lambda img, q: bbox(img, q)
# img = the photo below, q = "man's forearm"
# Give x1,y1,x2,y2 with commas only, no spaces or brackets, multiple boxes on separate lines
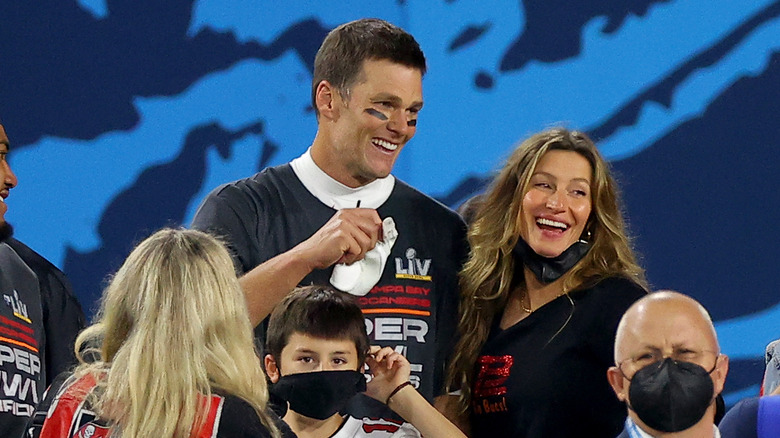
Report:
239,246,314,326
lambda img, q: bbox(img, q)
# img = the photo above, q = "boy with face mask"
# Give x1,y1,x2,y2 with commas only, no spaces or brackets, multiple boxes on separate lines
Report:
607,291,730,438
263,286,466,438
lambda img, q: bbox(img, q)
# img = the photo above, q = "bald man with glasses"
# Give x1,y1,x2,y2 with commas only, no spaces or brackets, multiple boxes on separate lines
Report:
607,291,729,438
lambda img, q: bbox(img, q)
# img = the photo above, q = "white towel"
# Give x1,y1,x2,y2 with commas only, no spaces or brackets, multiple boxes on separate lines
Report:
330,217,398,296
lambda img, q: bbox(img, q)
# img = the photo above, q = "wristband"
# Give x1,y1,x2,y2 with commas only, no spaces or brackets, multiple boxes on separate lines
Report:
386,381,413,405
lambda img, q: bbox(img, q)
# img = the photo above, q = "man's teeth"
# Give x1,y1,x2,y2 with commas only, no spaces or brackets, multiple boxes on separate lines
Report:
537,218,567,230
373,138,398,151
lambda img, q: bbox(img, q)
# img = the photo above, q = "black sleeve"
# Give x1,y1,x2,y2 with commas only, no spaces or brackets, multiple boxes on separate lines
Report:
589,277,648,367
191,186,260,275
216,396,297,438
434,218,469,396
6,239,87,385
40,267,86,384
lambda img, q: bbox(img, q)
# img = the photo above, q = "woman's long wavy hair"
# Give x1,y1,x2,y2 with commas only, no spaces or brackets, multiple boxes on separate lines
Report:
445,128,647,411
72,228,280,438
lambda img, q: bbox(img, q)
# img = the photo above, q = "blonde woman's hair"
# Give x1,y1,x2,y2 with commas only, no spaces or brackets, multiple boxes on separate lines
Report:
73,228,280,438
445,128,647,411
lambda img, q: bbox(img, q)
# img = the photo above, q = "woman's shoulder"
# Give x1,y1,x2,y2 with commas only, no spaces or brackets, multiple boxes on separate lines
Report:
573,275,647,321
217,394,296,438
573,276,648,352
586,276,648,301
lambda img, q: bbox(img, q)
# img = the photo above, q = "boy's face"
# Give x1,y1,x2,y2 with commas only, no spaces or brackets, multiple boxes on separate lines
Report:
265,332,359,383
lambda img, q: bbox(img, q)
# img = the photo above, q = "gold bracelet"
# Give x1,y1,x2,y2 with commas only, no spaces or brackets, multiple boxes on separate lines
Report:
386,381,413,405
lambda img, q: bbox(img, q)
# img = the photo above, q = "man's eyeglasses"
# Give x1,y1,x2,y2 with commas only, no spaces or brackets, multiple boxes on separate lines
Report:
617,348,720,380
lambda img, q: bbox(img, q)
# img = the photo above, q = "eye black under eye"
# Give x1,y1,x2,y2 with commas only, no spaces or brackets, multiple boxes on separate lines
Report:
365,108,389,121
407,120,417,127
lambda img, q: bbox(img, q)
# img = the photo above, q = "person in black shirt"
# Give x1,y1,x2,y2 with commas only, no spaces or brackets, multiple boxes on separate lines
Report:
192,19,467,406
0,121,85,438
442,128,648,437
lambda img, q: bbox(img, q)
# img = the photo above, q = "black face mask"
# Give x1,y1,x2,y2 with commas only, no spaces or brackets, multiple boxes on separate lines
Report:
270,370,366,420
512,237,590,284
628,358,716,433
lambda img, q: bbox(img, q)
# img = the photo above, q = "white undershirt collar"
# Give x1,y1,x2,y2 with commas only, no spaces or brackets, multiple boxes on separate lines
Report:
290,148,395,210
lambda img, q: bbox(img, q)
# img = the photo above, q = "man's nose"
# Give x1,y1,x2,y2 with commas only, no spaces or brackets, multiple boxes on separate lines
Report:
387,110,411,137
2,162,17,189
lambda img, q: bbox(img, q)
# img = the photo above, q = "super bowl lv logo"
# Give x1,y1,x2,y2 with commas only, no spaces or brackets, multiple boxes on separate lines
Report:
395,248,431,281
3,290,30,323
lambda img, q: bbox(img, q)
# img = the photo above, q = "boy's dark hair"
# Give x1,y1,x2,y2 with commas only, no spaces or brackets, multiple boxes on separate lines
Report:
266,285,370,367
311,18,427,116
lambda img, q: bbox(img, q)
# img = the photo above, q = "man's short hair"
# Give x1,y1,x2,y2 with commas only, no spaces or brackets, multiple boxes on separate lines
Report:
311,18,427,114
266,285,370,366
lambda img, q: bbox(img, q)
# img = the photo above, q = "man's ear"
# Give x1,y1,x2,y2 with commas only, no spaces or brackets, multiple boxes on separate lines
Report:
713,354,730,395
607,366,628,402
315,80,339,120
264,354,280,383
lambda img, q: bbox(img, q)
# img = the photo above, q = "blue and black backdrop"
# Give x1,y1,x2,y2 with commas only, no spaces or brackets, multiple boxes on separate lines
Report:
1,0,778,406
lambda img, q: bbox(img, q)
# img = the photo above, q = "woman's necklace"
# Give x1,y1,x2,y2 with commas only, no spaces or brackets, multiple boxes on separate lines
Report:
520,287,569,314
519,295,534,314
